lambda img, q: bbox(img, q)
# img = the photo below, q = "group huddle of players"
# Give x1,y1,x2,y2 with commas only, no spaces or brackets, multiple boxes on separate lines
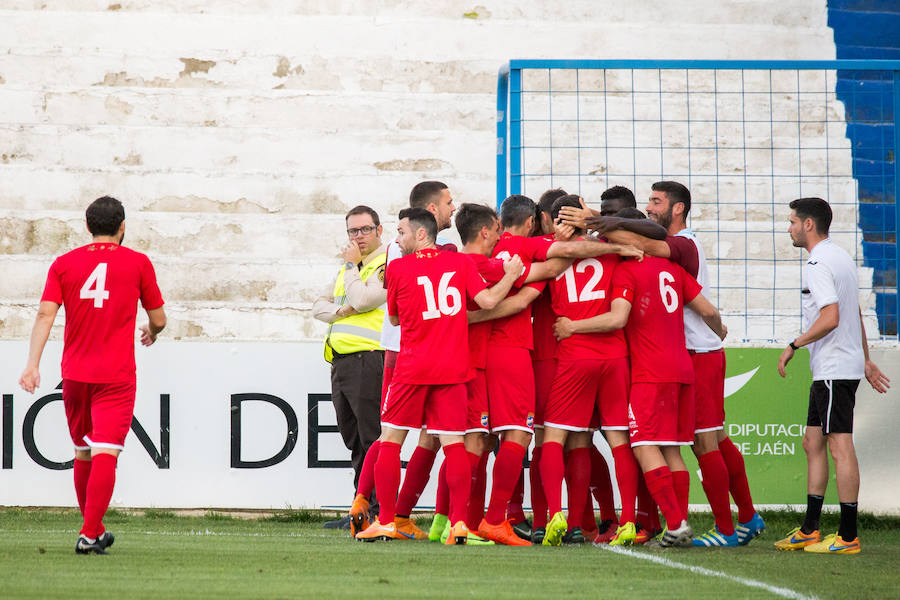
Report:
347,182,766,548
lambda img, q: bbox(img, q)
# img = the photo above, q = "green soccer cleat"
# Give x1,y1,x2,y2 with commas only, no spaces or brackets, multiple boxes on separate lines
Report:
440,518,451,544
429,513,449,542
531,527,546,545
542,511,568,547
608,521,637,546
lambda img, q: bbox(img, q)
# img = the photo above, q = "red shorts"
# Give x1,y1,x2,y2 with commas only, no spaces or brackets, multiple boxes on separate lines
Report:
486,347,535,433
381,350,398,406
628,382,694,447
381,381,467,435
63,379,136,451
690,350,726,433
466,369,490,434
532,358,557,428
544,357,629,432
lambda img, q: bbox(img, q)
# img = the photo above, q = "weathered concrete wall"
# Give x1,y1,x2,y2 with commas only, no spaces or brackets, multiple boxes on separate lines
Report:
0,1,839,341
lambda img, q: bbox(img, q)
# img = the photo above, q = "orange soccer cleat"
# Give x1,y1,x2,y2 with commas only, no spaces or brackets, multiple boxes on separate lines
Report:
477,518,532,546
355,519,405,542
394,516,428,540
349,494,370,537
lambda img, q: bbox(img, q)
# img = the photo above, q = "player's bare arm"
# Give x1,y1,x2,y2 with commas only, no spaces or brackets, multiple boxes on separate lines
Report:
18,300,61,393
859,307,890,393
778,302,840,377
139,306,167,347
584,216,668,241
524,257,572,282
468,285,540,324
473,255,524,310
553,297,632,340
546,239,643,261
686,293,727,341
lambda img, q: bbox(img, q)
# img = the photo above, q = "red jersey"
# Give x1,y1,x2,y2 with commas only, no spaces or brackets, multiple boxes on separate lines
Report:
489,232,553,349
41,243,164,383
611,256,701,384
531,288,557,360
465,253,509,370
549,249,627,361
387,248,487,384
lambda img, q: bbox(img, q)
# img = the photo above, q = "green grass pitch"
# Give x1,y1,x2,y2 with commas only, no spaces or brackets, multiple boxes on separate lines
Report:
0,508,897,599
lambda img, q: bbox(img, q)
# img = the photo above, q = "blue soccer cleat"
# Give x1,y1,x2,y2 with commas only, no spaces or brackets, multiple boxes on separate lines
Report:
736,512,766,546
692,526,739,547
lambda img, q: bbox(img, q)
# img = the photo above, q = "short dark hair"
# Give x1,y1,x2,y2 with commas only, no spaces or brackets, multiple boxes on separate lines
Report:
652,181,691,216
455,203,497,244
86,196,125,236
537,188,568,215
789,197,832,235
345,205,380,226
615,207,647,220
549,194,584,221
409,181,448,210
399,207,437,243
499,194,536,228
600,185,636,207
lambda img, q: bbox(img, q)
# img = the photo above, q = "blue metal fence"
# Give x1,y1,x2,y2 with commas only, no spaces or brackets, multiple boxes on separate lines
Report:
496,59,900,342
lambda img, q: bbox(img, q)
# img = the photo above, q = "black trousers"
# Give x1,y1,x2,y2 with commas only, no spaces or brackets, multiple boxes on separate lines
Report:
330,349,383,489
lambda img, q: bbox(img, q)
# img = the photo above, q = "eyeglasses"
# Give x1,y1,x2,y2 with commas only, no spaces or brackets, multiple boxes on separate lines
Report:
347,226,377,237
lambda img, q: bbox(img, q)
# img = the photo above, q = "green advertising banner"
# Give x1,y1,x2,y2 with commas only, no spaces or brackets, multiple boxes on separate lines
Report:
683,347,840,506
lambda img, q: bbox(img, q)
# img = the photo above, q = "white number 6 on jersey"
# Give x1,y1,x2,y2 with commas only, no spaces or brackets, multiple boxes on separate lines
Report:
659,271,678,313
80,263,110,308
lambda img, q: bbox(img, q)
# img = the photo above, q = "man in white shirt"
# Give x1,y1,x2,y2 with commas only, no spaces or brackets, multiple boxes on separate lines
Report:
776,197,890,555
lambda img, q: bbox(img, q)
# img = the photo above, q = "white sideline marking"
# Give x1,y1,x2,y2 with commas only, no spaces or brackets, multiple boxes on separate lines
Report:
599,545,818,600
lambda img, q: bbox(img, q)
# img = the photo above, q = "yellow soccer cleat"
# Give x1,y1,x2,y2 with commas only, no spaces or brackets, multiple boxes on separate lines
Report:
803,533,860,555
774,526,820,551
349,494,370,537
608,521,637,546
394,516,428,540
542,511,568,547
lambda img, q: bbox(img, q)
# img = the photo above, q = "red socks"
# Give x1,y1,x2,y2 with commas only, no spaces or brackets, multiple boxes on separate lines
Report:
697,450,735,535
442,443,471,524
73,458,91,515
671,470,690,524
356,440,380,498
485,441,527,524
590,445,617,523
719,437,757,523
467,452,489,530
375,442,402,523
506,468,527,523
80,453,116,538
435,460,450,516
563,447,590,529
530,445,549,528
394,445,437,517
637,474,661,532
610,444,639,524
538,441,565,517
643,466,683,527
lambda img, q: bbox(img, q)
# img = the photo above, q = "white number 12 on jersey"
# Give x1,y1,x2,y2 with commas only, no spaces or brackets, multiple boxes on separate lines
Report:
80,263,110,308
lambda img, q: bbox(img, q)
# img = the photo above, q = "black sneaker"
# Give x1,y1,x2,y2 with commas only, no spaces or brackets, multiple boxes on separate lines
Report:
511,519,533,541
531,527,546,545
98,531,115,550
322,514,352,530
75,535,107,555
562,527,586,545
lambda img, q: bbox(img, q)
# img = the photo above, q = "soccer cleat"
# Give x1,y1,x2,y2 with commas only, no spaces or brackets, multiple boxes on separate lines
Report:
803,533,860,555
593,519,617,544
428,513,449,542
581,525,599,544
439,519,451,544
75,535,107,555
692,526,739,547
659,520,693,548
531,527,546,545
464,531,495,546
97,531,115,550
736,512,766,546
355,519,404,542
511,519,533,541
562,527,585,545
444,521,469,546
608,521,637,546
349,494,370,537
394,516,427,540
634,525,663,545
477,518,531,546
542,511,568,547
774,527,820,551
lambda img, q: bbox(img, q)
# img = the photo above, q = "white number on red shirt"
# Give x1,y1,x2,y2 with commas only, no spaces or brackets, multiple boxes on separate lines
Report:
417,272,462,320
556,258,605,303
80,263,110,308
659,271,678,313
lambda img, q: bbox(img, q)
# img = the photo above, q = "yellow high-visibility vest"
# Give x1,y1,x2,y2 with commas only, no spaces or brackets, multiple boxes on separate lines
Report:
324,251,386,363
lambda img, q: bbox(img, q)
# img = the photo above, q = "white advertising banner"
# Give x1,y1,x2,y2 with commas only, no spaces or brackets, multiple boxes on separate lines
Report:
0,340,376,509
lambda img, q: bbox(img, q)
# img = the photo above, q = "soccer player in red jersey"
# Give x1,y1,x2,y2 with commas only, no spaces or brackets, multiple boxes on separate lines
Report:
356,208,522,544
19,196,166,555
554,209,726,547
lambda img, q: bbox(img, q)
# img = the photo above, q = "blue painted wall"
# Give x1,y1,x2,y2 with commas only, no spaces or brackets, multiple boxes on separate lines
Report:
828,0,899,335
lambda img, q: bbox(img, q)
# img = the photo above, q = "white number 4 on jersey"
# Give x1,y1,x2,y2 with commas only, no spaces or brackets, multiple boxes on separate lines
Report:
80,263,110,308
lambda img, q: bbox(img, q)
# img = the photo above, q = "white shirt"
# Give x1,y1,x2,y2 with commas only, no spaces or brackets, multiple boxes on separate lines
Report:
677,228,723,352
801,238,865,381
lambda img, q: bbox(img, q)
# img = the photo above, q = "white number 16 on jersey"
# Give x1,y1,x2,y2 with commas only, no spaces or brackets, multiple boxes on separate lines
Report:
417,272,461,320
80,263,110,308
